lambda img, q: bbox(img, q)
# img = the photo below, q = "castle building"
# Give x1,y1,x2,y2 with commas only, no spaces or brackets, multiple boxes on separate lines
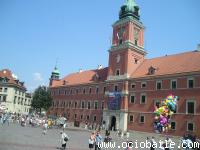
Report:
0,69,32,114
49,0,200,137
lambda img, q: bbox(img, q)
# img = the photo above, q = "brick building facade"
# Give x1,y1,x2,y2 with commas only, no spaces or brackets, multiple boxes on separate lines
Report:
49,0,200,137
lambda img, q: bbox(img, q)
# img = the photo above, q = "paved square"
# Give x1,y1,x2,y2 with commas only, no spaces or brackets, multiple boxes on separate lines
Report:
0,123,183,150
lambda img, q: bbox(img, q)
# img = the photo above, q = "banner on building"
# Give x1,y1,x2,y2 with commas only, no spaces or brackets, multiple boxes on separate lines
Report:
108,92,121,110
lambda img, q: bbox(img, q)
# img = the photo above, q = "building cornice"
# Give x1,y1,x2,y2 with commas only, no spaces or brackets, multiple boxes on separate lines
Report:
112,17,144,29
106,74,130,81
129,71,200,82
109,41,147,55
0,83,26,91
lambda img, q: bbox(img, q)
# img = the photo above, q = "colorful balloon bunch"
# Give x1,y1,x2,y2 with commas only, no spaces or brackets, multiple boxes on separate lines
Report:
154,94,179,133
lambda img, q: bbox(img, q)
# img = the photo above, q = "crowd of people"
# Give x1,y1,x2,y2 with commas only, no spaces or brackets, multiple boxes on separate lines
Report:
1,112,200,150
88,131,103,150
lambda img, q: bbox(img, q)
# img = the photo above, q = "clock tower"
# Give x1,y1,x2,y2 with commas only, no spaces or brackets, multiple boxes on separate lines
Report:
104,0,147,132
107,0,147,81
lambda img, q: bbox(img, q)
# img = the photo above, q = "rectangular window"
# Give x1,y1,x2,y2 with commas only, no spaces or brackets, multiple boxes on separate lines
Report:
74,102,78,108
156,81,162,90
140,95,146,104
187,122,194,132
93,116,97,122
129,115,134,122
94,101,98,110
171,80,177,89
3,96,7,102
188,78,194,88
81,101,85,109
154,100,160,108
4,88,8,93
18,97,20,104
171,121,176,130
80,115,83,120
141,82,146,88
89,88,92,94
87,115,90,120
131,84,136,89
66,102,68,108
83,89,86,94
87,101,91,109
96,87,99,94
74,114,77,119
186,101,195,114
140,115,145,123
14,96,17,104
101,101,104,110
114,85,118,92
130,95,135,103
103,87,106,94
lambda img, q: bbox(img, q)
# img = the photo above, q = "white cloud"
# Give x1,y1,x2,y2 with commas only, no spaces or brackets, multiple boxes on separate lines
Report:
33,72,43,81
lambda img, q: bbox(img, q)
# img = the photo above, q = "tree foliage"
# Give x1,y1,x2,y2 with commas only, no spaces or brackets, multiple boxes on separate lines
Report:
31,86,52,113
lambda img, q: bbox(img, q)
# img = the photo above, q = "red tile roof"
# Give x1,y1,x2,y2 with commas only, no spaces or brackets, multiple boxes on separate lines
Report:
0,69,26,89
51,67,108,87
131,51,200,78
51,51,200,87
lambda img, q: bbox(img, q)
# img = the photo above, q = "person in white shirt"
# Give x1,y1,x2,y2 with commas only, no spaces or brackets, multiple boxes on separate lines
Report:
60,131,69,150
43,122,48,135
63,122,67,131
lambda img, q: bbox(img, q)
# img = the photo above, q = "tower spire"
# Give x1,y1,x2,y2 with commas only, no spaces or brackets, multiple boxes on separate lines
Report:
125,0,137,9
119,0,140,20
55,58,58,69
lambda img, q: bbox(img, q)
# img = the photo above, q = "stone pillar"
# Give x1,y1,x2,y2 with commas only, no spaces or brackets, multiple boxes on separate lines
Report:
103,111,110,130
119,112,128,132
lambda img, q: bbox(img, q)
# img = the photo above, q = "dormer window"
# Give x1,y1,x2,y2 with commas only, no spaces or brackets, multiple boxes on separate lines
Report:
148,66,156,75
63,80,66,85
94,73,100,81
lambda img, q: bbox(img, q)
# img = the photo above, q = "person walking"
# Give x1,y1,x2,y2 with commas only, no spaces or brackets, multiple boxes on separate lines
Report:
63,121,67,131
150,137,156,150
89,132,95,150
60,131,69,150
95,131,102,150
43,121,48,135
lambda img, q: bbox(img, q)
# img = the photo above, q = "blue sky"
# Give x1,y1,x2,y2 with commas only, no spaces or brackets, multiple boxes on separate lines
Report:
0,0,199,92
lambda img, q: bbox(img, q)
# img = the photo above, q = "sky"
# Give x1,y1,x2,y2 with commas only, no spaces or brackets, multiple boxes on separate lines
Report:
0,0,200,92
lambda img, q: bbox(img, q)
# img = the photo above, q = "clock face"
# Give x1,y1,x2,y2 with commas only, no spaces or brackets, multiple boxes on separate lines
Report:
116,54,121,63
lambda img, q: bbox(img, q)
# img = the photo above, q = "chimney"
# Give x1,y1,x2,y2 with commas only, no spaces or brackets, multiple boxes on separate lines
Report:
197,44,200,51
98,65,103,70
79,69,83,73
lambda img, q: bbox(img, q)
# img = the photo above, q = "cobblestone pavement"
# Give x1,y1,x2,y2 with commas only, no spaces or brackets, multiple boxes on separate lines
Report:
0,123,182,150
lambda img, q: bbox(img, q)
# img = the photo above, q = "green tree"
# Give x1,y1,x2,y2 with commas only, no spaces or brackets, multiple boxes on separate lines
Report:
32,86,52,113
